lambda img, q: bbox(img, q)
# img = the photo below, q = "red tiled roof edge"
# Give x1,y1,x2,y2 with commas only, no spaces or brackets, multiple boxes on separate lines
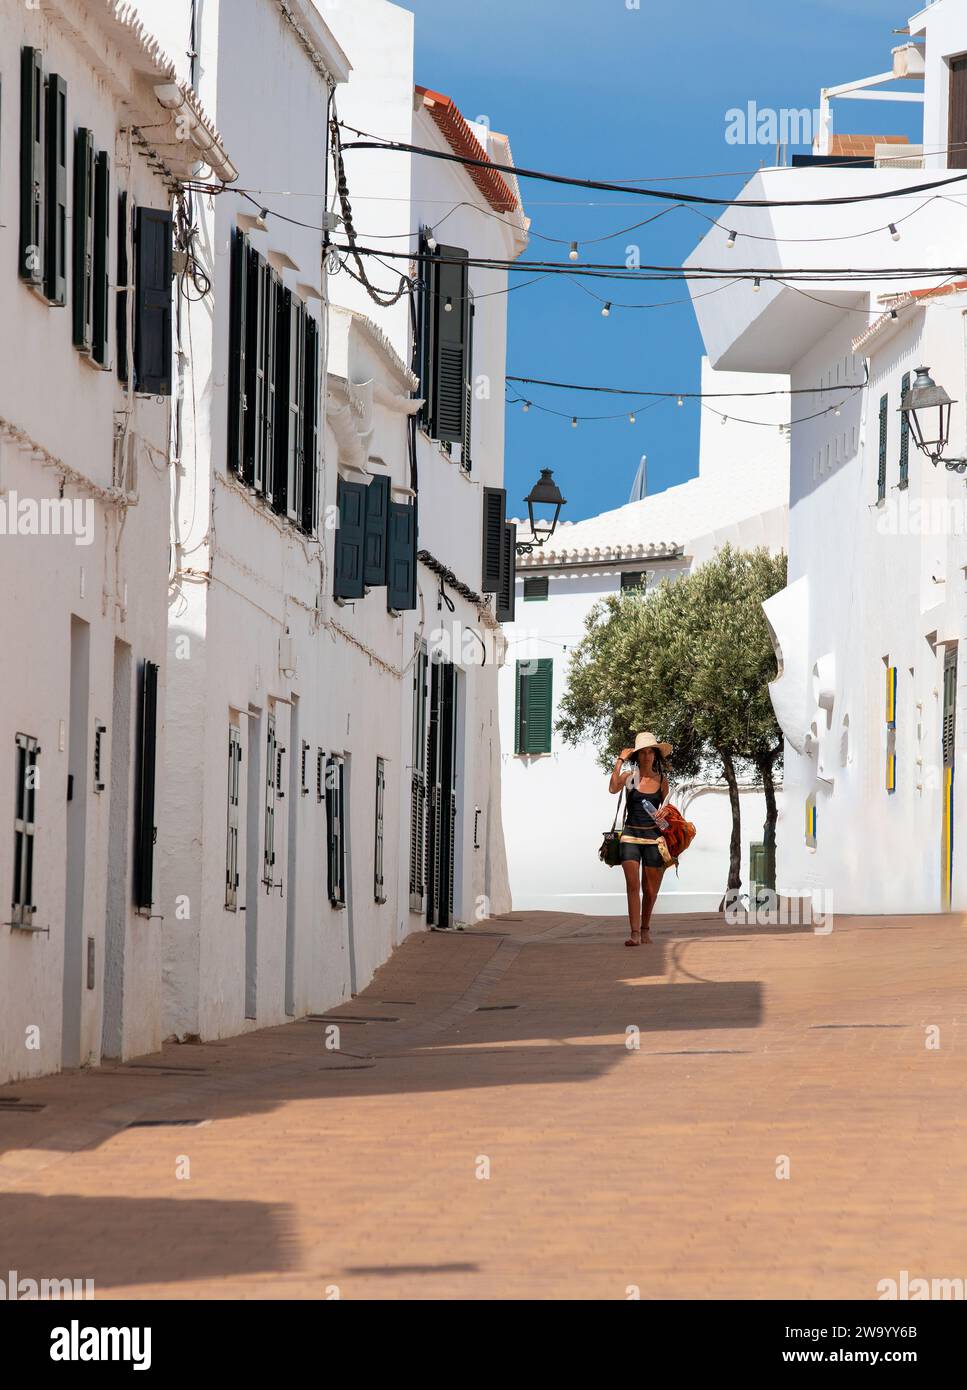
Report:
415,85,517,213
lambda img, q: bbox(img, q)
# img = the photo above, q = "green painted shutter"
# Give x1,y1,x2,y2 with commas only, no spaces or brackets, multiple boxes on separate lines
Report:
387,500,417,611
481,486,506,592
877,393,888,502
516,658,553,754
496,520,517,623
19,47,45,287
302,314,319,533
44,73,67,304
72,128,95,351
133,206,172,393
227,229,248,474
334,478,366,599
92,151,110,365
428,244,469,443
899,372,910,488
364,473,391,587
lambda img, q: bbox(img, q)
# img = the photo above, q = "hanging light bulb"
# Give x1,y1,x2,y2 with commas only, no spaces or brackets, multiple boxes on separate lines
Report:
601,302,611,317
676,395,684,407
752,277,762,292
889,223,900,242
568,242,579,261
444,296,453,313
890,308,898,320
426,234,438,250
522,400,531,413
833,406,842,416
571,416,578,428
629,411,636,424
721,414,728,426
726,229,737,250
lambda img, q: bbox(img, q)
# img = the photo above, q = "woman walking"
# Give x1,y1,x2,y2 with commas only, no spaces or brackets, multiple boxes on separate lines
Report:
609,732,673,946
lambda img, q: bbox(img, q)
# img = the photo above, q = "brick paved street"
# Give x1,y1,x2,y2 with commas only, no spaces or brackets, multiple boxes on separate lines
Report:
1,910,966,1300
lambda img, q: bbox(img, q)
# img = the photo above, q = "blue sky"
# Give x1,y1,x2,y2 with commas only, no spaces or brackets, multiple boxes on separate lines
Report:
402,0,922,521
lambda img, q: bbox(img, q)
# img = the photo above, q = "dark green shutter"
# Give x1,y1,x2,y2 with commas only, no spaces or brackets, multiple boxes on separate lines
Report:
364,473,391,587
272,285,291,515
116,191,129,382
899,372,910,488
19,47,45,287
428,244,469,443
302,315,319,532
286,295,305,522
496,520,517,623
481,486,506,592
92,151,110,365
387,501,417,611
43,73,67,304
877,393,888,502
462,298,475,471
72,128,94,351
227,229,248,474
133,206,172,394
334,478,366,599
134,659,159,910
245,246,263,487
515,658,553,754
261,263,279,500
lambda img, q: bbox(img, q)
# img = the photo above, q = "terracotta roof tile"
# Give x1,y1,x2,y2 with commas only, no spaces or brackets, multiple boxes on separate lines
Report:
415,85,517,213
829,133,909,157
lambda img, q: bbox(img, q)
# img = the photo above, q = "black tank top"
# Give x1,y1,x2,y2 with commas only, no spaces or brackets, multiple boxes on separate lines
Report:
625,782,663,832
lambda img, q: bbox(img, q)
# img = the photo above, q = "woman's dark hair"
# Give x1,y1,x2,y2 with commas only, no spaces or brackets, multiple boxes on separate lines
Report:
637,747,668,779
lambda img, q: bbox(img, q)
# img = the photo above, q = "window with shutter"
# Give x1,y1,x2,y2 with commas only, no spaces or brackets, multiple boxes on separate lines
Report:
374,757,386,903
424,244,469,444
263,713,276,889
43,73,67,305
326,754,346,907
409,644,428,910
949,56,967,168
134,660,159,910
302,315,319,533
133,206,172,394
620,571,647,591
387,500,417,611
261,263,279,502
117,192,129,382
523,576,549,601
285,295,305,523
227,229,248,475
899,372,910,488
481,486,506,593
461,297,475,472
334,478,366,600
364,474,391,587
19,47,45,288
92,151,110,366
72,128,95,352
272,286,292,516
225,725,242,911
515,658,553,754
496,520,517,623
877,394,888,502
12,733,40,927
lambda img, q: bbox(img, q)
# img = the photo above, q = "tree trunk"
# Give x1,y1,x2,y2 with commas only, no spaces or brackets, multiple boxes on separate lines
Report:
757,752,778,891
718,748,742,913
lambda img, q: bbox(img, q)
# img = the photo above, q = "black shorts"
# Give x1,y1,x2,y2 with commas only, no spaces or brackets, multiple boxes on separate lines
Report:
618,838,666,869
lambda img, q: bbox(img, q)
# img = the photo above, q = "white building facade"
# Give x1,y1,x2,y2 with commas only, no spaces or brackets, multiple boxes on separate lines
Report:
0,0,233,1082
499,364,789,915
688,0,967,915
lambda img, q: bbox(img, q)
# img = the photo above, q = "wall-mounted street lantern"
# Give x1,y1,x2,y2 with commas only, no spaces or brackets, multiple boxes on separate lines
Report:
899,366,966,473
517,468,567,555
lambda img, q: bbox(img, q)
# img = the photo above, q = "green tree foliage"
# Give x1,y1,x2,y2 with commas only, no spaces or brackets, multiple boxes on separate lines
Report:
557,545,787,904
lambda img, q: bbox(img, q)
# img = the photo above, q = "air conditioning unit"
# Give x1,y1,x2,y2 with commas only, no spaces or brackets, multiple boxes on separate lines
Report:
874,144,924,169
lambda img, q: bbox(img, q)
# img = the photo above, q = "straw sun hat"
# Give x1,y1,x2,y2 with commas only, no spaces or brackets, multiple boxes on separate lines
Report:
632,731,673,759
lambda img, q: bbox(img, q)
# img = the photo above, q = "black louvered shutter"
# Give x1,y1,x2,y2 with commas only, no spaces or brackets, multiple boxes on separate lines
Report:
117,192,129,382
285,294,305,522
134,659,159,910
334,478,366,599
272,286,291,515
364,474,391,587
19,47,44,287
481,486,506,591
72,128,94,351
44,73,67,304
302,315,319,533
462,298,475,471
245,246,263,487
92,151,110,366
387,501,417,611
429,244,469,443
496,520,517,623
133,206,172,394
261,264,279,501
227,229,248,474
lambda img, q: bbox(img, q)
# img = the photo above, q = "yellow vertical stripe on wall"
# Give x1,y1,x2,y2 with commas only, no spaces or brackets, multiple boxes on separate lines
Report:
942,765,954,910
885,665,897,727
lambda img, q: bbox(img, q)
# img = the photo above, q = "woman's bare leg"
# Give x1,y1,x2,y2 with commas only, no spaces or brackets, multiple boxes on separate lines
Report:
621,861,641,943
640,866,665,941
